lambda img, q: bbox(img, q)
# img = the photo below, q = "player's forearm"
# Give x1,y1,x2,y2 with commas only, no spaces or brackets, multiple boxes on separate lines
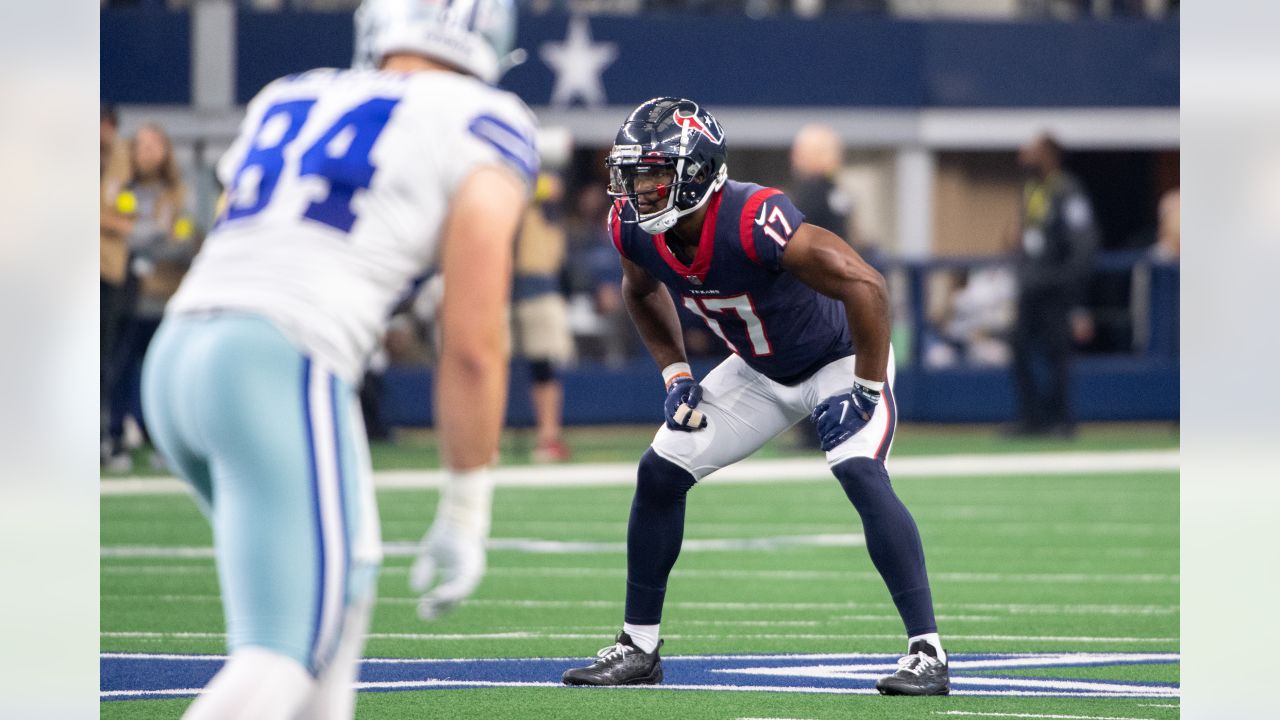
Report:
436,341,509,470
623,284,688,370
843,272,892,384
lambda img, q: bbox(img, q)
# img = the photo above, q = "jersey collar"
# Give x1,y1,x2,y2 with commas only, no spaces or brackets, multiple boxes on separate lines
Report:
652,189,723,285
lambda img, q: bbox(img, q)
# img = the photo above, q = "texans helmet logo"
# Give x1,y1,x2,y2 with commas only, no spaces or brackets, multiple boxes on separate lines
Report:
674,108,724,145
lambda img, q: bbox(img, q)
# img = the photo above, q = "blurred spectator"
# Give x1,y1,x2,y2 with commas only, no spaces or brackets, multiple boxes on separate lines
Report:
564,181,638,366
1130,186,1179,354
1154,186,1179,260
788,124,854,242
1007,132,1098,438
101,105,132,444
514,173,576,463
104,123,198,470
926,264,1017,368
786,123,854,448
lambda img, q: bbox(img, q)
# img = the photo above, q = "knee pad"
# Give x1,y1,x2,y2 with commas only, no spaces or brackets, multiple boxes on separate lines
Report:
635,448,697,506
529,359,556,383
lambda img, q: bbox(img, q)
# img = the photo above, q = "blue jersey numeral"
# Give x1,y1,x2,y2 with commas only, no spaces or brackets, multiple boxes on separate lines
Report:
222,96,401,233
224,99,316,224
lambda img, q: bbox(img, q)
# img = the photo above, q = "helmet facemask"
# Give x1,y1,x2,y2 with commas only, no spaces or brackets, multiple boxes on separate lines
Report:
607,146,727,235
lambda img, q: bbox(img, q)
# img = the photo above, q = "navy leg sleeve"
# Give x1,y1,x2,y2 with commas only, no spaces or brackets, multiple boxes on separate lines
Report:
624,449,698,625
833,456,938,637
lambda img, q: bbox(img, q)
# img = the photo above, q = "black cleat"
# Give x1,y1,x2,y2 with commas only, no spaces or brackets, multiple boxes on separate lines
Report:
876,640,950,696
561,632,663,686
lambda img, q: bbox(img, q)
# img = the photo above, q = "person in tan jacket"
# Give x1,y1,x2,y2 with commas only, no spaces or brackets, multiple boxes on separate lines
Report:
101,105,133,439
104,122,197,470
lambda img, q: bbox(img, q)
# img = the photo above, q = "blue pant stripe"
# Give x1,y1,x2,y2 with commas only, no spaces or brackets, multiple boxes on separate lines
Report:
302,358,326,672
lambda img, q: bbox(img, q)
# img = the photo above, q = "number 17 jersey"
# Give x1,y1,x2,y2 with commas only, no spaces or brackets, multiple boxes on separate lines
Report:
609,179,854,386
168,68,537,383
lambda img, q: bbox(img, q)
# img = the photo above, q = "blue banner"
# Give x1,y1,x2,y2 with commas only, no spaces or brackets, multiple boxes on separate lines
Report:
102,9,1178,109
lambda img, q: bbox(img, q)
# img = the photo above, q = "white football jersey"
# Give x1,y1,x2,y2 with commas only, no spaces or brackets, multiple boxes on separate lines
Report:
169,68,537,382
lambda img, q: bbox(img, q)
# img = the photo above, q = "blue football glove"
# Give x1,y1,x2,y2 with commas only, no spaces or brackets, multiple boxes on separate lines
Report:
810,383,881,451
664,376,708,431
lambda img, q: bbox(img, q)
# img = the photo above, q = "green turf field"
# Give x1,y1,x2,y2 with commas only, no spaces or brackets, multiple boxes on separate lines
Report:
101,424,1179,718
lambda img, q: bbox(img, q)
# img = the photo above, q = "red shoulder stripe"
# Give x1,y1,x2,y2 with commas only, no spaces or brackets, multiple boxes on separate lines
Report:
738,188,783,265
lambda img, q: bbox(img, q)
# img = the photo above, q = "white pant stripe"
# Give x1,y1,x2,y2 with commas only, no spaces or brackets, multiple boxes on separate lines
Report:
307,362,348,672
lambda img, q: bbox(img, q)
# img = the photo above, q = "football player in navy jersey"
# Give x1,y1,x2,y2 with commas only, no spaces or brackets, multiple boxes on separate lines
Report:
561,98,948,696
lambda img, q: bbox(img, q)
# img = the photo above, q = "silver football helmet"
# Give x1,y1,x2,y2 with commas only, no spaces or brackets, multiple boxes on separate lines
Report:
352,0,519,84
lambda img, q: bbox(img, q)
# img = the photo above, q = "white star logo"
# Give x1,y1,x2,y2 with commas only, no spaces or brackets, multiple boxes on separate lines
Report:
539,16,618,108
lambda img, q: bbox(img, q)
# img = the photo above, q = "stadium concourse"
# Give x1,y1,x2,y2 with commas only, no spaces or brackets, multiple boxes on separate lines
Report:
101,424,1179,718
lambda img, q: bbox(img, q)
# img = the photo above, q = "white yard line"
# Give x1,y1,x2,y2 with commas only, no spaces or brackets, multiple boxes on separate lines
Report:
102,650,1179,663
931,707,1162,712
97,548,1177,586
101,630,1177,644
102,681,1174,700
99,593,1179,617
101,449,1179,496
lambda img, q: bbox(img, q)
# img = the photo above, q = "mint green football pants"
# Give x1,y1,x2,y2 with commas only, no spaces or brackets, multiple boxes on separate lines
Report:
141,312,381,676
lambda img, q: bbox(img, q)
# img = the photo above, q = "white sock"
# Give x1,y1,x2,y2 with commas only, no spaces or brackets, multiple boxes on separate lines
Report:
907,632,946,664
622,623,660,654
182,647,315,720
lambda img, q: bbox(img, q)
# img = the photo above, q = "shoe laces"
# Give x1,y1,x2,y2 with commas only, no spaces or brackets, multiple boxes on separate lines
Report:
595,642,634,663
896,651,942,676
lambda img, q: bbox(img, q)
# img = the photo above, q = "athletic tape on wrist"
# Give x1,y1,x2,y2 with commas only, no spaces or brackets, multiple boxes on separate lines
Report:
852,375,885,393
662,362,693,389
439,467,495,538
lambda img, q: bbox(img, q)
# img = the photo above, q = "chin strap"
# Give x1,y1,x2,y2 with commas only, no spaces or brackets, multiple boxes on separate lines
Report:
637,165,728,235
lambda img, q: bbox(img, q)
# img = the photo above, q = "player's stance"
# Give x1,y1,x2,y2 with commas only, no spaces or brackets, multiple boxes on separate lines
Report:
561,98,947,696
140,1,535,717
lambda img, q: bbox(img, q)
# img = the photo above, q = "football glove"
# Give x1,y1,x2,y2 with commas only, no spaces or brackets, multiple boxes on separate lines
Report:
410,469,493,620
664,376,708,431
410,517,486,620
810,382,881,452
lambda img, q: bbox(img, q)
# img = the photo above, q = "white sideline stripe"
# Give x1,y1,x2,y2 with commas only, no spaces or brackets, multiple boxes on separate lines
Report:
102,651,1179,663
731,667,1172,695
931,707,1162,712
101,630,1177,644
101,681,1175,700
100,449,1179,495
1134,704,1179,709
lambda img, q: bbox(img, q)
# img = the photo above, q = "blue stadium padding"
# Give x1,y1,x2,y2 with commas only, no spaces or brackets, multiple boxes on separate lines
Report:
100,9,192,105
377,353,1177,428
101,11,1178,109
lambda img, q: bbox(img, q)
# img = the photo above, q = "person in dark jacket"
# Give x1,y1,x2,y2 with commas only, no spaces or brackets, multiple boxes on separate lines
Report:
1008,132,1098,437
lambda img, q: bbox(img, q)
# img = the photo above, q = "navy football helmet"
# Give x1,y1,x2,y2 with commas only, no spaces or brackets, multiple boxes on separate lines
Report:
607,97,728,235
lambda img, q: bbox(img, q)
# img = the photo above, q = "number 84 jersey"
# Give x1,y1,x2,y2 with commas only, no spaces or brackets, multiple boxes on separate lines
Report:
610,179,854,386
169,68,538,383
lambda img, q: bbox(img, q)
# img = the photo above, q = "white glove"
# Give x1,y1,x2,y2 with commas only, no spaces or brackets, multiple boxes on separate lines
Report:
410,468,493,620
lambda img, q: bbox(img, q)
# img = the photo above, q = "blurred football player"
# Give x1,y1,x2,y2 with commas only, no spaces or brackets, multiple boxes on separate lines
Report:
561,98,947,696
140,0,536,716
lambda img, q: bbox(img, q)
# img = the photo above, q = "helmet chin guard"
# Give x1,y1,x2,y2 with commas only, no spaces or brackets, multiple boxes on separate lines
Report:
636,163,727,234
607,97,729,236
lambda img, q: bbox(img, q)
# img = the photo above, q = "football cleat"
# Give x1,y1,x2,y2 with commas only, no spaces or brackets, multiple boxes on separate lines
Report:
561,632,664,686
875,640,950,696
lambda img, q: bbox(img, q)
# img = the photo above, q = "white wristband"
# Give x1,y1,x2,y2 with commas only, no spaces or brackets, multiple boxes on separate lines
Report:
852,375,885,393
661,362,693,389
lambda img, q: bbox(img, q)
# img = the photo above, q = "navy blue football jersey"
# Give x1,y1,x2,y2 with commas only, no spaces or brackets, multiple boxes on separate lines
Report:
609,179,854,385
